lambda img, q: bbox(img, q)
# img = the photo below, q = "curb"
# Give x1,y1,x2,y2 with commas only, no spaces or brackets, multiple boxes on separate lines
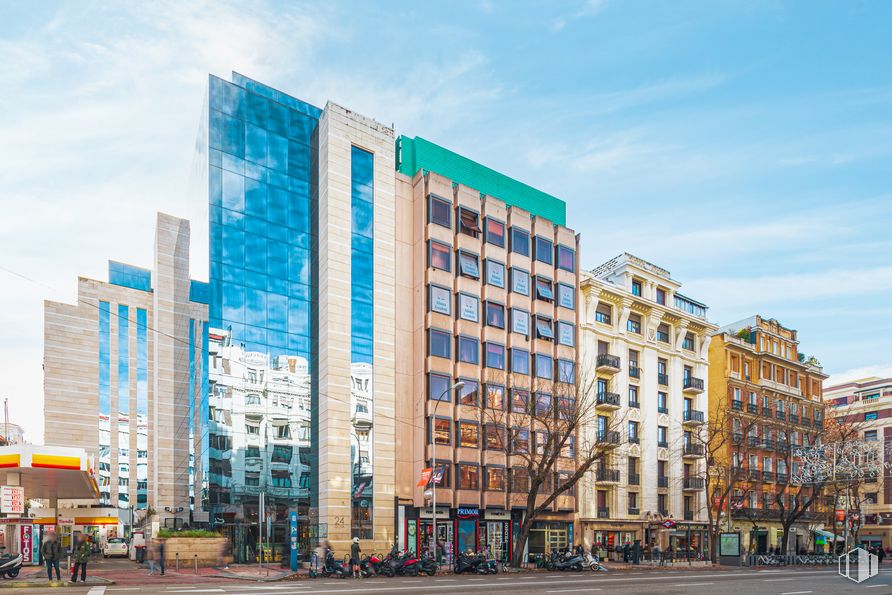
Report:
0,579,116,589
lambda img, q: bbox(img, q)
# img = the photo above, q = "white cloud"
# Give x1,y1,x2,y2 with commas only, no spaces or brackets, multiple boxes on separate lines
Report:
552,0,608,31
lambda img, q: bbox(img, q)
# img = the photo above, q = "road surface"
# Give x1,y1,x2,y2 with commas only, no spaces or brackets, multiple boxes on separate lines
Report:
14,567,892,594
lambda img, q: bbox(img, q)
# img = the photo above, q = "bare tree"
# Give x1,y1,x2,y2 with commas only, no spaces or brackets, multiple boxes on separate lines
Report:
694,401,760,563
476,366,624,568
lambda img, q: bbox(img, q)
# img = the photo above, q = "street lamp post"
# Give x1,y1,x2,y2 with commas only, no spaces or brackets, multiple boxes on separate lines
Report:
431,381,464,564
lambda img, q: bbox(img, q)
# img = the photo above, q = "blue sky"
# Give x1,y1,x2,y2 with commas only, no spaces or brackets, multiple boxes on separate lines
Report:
1,0,890,442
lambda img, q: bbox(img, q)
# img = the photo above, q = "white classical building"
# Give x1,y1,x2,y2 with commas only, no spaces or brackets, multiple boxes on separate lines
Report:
577,253,717,553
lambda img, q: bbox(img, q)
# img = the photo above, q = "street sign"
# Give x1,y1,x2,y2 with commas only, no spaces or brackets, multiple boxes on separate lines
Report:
20,525,33,563
289,511,298,571
661,519,677,528
1,486,24,515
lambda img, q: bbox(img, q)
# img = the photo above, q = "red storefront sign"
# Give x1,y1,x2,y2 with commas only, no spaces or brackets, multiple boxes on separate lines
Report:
19,525,32,564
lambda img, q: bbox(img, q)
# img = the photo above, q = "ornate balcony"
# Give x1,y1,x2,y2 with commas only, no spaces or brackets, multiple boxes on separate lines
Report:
629,365,641,379
747,403,758,414
683,409,705,425
683,377,705,394
597,431,621,447
596,392,621,410
657,477,669,489
629,473,640,486
731,400,743,412
628,507,640,515
763,471,775,482
596,467,620,483
684,511,694,521
683,444,705,458
789,414,800,424
683,477,705,490
657,373,669,386
762,407,773,418
597,507,610,519
596,353,621,374
775,410,786,421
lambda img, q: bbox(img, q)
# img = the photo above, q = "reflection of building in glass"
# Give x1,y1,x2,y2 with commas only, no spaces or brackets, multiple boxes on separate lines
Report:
44,214,209,532
350,362,373,538
206,329,311,528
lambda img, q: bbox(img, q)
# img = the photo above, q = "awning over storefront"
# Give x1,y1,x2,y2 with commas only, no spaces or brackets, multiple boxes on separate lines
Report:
0,445,98,501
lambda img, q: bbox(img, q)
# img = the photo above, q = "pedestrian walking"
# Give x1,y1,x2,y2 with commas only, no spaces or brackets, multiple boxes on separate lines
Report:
158,539,166,576
622,542,630,563
878,547,886,565
41,533,61,582
653,544,662,566
350,537,361,578
70,535,91,583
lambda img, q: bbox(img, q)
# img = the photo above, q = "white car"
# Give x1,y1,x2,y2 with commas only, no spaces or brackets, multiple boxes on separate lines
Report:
102,538,129,558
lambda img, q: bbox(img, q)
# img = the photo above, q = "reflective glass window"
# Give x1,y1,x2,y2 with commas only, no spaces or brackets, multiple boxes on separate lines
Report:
535,354,553,379
511,389,529,413
535,316,554,341
458,422,479,448
429,195,451,228
511,349,530,375
485,302,505,328
485,425,505,450
556,245,575,272
485,343,505,370
429,373,451,402
457,336,479,364
431,418,451,445
429,241,451,272
458,464,479,490
534,236,553,265
558,359,575,384
485,218,505,247
510,227,530,256
429,329,451,359
459,380,479,406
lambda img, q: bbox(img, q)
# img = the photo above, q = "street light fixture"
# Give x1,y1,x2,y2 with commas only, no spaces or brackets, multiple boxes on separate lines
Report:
431,381,464,562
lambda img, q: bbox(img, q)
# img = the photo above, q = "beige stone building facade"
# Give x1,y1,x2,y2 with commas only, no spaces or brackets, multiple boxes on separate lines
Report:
578,253,717,553
44,213,207,530
393,140,580,562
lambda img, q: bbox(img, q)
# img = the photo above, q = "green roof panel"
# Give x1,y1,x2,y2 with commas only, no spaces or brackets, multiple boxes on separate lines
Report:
396,135,566,226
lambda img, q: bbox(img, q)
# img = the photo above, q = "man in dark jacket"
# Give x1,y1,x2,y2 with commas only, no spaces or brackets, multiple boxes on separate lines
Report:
71,535,91,583
350,537,361,578
158,540,166,576
41,534,61,582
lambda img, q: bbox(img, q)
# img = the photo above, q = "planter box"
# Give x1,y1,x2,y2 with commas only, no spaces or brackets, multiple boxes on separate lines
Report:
161,537,233,567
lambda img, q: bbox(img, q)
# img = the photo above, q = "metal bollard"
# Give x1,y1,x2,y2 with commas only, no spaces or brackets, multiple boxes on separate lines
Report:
195,554,198,574
176,552,180,572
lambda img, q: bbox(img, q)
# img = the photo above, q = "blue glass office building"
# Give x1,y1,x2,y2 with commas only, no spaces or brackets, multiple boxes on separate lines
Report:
205,73,322,559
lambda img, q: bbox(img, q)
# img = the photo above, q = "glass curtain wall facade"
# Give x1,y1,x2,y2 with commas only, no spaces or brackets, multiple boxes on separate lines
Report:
117,305,130,509
98,301,111,505
350,147,374,539
136,308,148,509
206,73,321,562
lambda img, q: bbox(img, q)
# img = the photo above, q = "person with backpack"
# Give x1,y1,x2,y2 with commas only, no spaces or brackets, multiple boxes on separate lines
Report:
41,533,61,582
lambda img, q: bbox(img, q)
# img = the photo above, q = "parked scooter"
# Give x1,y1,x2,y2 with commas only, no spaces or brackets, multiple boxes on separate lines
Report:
584,552,608,572
547,549,585,572
361,553,387,577
0,549,22,579
320,549,351,578
455,551,488,574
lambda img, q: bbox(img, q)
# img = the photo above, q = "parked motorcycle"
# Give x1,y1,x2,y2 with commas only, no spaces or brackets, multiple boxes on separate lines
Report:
361,553,387,577
0,550,22,579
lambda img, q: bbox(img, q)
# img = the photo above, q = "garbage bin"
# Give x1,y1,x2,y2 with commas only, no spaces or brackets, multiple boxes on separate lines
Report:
135,545,146,564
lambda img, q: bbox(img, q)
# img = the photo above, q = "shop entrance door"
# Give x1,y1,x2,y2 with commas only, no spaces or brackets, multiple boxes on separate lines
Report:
547,527,567,553
485,522,507,561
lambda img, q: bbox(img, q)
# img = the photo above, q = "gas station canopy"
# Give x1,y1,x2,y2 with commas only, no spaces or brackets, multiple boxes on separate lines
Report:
0,444,99,501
